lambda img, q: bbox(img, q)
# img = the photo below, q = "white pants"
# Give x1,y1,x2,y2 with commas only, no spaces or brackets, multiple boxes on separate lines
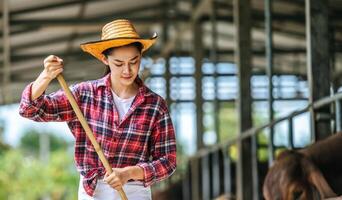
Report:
78,175,152,200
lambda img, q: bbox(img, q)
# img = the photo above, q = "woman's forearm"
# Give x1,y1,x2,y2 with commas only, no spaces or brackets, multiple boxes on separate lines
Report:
31,55,64,101
125,166,144,181
31,70,52,101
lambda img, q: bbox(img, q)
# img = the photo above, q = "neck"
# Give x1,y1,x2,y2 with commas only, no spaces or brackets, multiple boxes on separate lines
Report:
110,75,138,99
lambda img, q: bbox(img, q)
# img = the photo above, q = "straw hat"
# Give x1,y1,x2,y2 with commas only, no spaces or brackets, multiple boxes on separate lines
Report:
80,19,157,61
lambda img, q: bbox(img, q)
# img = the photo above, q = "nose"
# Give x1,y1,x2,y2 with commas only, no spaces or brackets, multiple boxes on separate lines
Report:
122,63,131,74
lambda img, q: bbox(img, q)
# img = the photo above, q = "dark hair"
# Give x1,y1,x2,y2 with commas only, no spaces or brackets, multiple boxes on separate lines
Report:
102,42,143,75
103,42,143,57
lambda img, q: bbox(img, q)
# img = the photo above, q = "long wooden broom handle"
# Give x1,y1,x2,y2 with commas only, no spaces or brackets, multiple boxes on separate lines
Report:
56,74,128,200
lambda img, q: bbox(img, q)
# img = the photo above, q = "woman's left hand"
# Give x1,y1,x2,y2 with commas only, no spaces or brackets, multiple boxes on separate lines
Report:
103,168,130,190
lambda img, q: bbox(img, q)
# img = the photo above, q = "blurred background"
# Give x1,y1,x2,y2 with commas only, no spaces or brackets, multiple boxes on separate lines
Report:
0,0,341,199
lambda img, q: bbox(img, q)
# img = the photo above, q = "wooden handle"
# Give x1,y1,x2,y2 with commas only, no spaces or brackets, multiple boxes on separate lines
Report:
56,74,128,200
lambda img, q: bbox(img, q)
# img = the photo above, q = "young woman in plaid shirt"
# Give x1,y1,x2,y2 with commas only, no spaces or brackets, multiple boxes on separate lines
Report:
19,19,177,200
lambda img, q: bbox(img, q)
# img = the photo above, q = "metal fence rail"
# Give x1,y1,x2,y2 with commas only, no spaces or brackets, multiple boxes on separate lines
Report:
182,92,342,200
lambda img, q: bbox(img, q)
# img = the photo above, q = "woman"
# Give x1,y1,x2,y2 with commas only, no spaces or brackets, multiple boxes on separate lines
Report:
19,19,177,200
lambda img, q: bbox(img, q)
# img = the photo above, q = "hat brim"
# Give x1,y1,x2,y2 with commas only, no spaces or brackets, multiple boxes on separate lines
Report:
80,34,157,61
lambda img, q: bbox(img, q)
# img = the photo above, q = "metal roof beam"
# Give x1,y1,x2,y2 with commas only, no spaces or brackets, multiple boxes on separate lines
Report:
11,11,341,27
10,2,166,26
8,0,104,16
0,47,315,72
0,2,164,37
10,15,187,26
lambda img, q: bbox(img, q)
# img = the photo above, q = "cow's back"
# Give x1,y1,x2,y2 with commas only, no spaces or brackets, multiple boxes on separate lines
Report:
302,133,342,194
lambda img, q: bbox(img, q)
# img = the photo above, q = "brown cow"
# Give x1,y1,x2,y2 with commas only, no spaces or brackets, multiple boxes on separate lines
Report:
263,132,342,200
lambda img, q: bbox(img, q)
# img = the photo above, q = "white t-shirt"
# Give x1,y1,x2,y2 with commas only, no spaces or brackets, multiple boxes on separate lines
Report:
111,90,136,121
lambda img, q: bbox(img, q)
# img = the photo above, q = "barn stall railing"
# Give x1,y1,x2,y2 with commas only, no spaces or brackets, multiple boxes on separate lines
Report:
182,92,342,200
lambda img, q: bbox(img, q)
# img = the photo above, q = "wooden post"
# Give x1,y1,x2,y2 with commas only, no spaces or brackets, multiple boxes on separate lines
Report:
210,0,221,144
305,0,331,140
162,0,172,107
192,0,204,150
264,0,275,164
2,0,12,104
233,0,253,199
190,158,201,200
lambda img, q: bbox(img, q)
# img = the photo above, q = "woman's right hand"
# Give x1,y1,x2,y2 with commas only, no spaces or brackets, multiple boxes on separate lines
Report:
30,55,64,100
42,55,64,81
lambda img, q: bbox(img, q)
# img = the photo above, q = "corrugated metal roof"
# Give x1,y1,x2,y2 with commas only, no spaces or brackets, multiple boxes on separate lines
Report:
0,0,341,104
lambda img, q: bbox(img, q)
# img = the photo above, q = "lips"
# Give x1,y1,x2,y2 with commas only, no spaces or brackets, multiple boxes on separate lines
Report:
121,76,132,79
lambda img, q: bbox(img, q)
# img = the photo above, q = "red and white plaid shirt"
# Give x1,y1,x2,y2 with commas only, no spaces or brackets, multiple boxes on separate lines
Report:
19,74,177,196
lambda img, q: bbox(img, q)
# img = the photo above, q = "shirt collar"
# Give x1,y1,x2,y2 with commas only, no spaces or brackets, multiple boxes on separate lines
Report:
96,73,152,97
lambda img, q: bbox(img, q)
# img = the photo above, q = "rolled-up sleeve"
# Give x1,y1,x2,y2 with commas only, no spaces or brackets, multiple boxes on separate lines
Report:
137,110,177,187
19,82,79,122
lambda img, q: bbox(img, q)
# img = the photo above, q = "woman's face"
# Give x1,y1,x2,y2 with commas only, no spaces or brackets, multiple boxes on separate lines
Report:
102,45,141,87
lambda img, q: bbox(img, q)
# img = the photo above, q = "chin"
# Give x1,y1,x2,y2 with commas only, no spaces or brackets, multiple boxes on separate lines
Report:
120,78,135,86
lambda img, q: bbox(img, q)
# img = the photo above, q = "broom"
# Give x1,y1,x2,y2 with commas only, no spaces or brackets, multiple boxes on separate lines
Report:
56,74,128,200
